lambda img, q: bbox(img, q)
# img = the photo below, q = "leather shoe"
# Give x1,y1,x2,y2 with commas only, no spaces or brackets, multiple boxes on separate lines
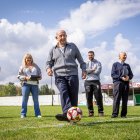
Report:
99,112,104,117
88,112,94,117
55,114,68,121
111,115,118,118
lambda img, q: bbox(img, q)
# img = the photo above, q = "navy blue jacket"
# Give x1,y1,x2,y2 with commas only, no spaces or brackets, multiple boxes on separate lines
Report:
111,62,133,83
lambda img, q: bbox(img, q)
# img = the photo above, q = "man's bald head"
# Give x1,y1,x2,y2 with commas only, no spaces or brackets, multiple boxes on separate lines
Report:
55,30,67,46
56,30,66,36
119,52,127,62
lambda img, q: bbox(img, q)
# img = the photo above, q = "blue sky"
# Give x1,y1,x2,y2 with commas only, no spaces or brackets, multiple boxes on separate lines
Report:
0,0,88,27
0,0,140,92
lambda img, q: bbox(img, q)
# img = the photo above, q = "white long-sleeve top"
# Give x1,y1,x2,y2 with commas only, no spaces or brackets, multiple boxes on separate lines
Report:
85,59,102,81
17,63,42,85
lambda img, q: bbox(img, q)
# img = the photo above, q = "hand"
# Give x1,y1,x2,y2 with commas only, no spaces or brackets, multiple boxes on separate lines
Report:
82,71,86,79
122,76,129,81
125,75,129,81
92,65,97,71
92,68,96,72
37,77,42,80
47,68,53,76
25,76,31,81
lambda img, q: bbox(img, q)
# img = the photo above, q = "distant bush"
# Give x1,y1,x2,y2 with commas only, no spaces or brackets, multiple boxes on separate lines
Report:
0,83,55,96
0,84,20,96
39,84,55,95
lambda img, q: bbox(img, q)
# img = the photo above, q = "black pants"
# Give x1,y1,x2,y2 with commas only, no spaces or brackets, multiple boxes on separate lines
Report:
112,81,129,117
84,80,104,113
55,75,79,114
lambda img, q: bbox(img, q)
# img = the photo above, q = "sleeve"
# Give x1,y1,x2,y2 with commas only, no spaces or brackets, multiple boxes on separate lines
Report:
17,66,26,81
75,44,86,72
35,64,42,78
46,47,55,70
86,62,93,74
128,64,133,80
111,63,121,80
94,61,102,75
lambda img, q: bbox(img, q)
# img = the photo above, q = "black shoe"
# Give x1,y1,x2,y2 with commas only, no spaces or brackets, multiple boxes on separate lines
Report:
55,114,68,121
88,112,94,117
99,112,104,117
111,115,118,118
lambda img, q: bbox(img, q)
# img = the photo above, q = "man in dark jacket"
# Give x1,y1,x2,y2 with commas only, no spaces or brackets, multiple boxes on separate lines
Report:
111,52,133,118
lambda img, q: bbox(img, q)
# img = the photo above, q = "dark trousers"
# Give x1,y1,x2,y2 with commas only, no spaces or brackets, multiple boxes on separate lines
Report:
55,75,79,114
84,80,104,113
112,81,129,116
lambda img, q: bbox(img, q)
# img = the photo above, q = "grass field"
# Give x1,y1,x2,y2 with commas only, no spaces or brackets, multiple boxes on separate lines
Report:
0,105,140,140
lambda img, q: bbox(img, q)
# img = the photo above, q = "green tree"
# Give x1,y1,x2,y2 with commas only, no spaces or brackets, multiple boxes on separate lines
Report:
0,84,17,96
5,84,17,96
39,84,55,95
0,85,5,96
49,89,55,95
0,83,55,96
16,86,22,96
40,84,49,95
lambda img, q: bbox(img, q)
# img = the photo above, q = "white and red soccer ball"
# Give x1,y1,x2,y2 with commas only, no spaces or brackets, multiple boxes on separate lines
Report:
67,106,82,122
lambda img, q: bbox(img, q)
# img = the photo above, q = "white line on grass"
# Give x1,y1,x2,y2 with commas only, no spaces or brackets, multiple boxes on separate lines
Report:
0,117,140,132
0,123,69,133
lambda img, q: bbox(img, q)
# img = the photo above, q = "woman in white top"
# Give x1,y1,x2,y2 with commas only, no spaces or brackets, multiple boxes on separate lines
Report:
18,53,42,118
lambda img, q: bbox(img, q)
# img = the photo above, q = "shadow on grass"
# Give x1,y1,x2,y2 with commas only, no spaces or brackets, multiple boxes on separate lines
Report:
0,115,56,119
82,114,140,118
127,115,140,117
0,116,17,119
82,115,110,118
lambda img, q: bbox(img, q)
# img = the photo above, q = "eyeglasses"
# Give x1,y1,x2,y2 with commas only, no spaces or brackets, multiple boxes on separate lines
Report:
26,59,32,61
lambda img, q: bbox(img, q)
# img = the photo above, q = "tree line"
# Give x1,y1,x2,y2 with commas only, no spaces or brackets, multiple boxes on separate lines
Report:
0,83,55,97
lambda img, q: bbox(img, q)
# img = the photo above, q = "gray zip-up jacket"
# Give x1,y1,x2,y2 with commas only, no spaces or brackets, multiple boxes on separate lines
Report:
85,59,102,81
46,43,86,76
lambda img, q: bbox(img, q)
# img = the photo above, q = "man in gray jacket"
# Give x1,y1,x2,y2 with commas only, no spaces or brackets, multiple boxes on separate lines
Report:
84,51,104,117
46,30,86,121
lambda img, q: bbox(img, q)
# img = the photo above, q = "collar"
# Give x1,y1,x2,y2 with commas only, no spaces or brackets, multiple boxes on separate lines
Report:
119,60,125,65
88,59,95,62
55,42,68,48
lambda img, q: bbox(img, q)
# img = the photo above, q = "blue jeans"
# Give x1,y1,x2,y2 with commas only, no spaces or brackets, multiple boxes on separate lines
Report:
55,75,79,114
21,83,41,116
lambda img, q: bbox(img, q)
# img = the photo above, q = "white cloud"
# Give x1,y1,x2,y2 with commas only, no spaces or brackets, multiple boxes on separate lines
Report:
79,33,140,84
67,29,85,48
0,0,140,93
0,19,50,84
114,33,132,52
59,0,140,38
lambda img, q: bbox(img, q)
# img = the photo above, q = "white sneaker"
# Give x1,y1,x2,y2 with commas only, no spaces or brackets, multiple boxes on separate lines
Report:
21,115,26,118
37,115,42,118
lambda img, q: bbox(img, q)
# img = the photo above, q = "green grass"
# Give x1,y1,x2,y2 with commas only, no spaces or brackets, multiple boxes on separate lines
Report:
0,105,140,140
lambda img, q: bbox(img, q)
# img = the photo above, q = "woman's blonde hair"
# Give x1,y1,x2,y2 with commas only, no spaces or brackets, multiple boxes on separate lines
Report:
22,53,34,67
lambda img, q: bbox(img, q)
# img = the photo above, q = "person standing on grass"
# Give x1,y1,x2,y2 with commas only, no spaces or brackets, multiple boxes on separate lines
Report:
17,53,42,118
46,29,86,121
111,52,133,118
84,51,104,117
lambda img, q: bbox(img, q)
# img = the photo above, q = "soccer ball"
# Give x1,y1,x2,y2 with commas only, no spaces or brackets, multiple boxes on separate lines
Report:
67,106,82,122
